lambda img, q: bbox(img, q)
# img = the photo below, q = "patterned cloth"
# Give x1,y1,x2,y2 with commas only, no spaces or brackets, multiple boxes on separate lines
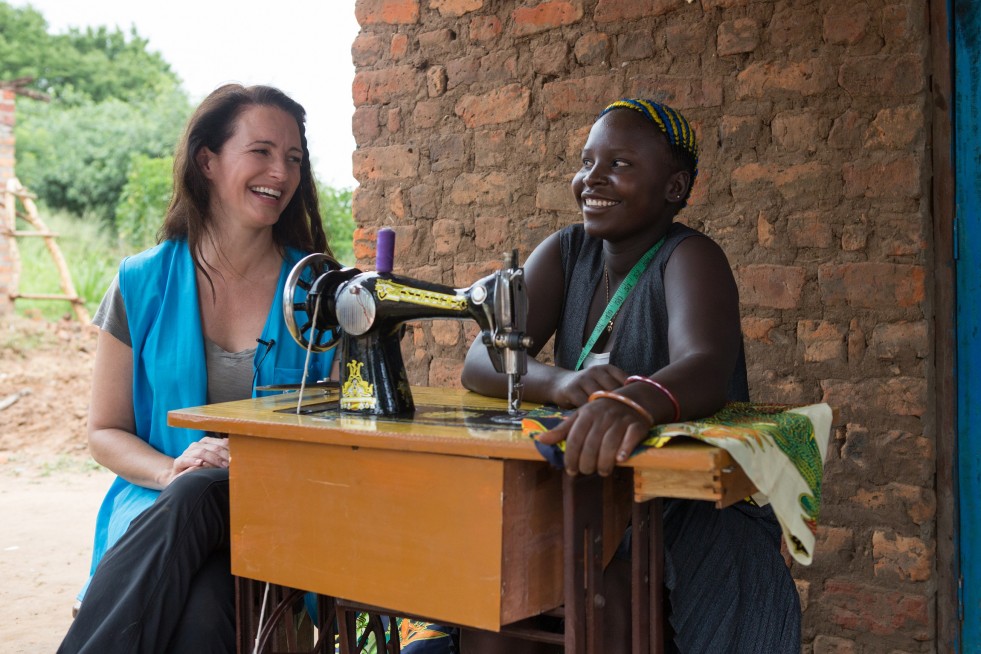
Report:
523,402,833,565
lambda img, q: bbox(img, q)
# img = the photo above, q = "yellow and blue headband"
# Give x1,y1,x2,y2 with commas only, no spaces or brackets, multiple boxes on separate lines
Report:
599,98,699,187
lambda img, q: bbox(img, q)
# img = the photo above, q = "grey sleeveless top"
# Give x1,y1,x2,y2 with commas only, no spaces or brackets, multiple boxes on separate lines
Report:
554,222,750,401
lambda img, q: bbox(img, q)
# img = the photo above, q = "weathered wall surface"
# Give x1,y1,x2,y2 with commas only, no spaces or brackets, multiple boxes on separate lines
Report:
350,0,935,650
0,88,16,315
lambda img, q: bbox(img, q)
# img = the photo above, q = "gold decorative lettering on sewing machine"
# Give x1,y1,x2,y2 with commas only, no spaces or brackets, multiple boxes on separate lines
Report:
283,251,533,418
340,360,376,411
374,279,469,312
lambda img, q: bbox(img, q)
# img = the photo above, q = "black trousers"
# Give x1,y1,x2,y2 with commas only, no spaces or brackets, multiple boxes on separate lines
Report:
59,468,235,654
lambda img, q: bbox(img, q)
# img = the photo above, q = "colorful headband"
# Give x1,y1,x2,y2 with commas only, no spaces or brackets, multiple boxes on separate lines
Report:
599,98,699,180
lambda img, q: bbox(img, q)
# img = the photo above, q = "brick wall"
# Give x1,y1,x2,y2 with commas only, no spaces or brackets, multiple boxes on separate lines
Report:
0,88,15,315
350,1,935,650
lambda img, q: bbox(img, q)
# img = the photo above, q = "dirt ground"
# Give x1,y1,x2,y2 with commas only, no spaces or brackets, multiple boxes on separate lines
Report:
0,313,114,652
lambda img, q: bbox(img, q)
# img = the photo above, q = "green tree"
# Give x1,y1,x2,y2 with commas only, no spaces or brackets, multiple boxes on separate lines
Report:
319,184,355,266
115,154,174,250
0,2,181,103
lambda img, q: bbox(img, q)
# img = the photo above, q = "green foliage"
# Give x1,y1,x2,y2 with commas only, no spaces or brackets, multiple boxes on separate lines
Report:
14,85,190,225
14,207,131,321
0,2,181,103
319,183,355,266
116,154,174,250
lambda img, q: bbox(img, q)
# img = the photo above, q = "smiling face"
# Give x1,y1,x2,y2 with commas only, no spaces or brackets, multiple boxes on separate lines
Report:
196,104,304,233
571,109,691,244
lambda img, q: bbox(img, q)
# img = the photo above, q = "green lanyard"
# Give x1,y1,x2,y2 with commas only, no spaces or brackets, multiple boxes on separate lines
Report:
575,236,666,371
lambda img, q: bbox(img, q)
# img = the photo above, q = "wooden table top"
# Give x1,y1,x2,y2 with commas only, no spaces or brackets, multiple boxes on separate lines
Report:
169,386,755,507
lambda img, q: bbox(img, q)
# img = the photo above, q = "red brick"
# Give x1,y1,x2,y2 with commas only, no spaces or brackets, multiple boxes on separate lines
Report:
772,110,827,152
864,105,923,149
768,6,822,51
455,84,531,128
882,3,916,44
353,146,419,182
875,213,927,257
741,316,778,344
574,33,611,66
823,3,871,45
717,18,760,56
838,55,925,97
822,579,930,638
797,320,846,363
478,50,519,83
352,226,378,261
430,133,467,172
847,318,865,365
628,76,723,108
841,426,935,485
353,106,382,145
411,100,445,129
594,0,678,22
794,579,810,612
390,33,410,59
812,635,857,654
474,130,506,168
470,15,502,41
512,1,584,36
449,172,513,206
787,211,833,248
453,260,501,287
433,219,465,256
533,41,570,75
542,76,616,119
429,357,464,387
447,58,482,92
828,110,870,149
870,321,929,361
352,33,388,66
408,183,439,218
814,525,854,562
664,22,706,56
355,0,420,25
431,321,462,346
431,0,483,17
386,186,406,220
736,59,835,98
818,263,925,309
419,28,455,51
755,370,809,404
352,66,418,105
536,180,575,212
618,30,654,61
774,162,835,203
872,531,933,582
427,66,448,97
821,378,928,418
387,107,402,134
475,216,511,251
720,115,762,152
734,264,806,309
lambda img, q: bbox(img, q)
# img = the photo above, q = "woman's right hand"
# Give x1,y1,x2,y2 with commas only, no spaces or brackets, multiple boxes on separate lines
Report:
548,365,628,408
167,436,230,483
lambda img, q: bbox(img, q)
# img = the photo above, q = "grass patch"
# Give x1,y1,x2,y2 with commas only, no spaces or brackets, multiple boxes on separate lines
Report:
37,454,104,477
13,207,133,321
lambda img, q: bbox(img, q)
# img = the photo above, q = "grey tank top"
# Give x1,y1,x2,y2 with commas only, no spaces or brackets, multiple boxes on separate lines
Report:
554,222,750,401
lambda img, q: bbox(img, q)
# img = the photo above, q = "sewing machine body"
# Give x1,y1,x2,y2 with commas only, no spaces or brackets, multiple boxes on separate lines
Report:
284,253,531,416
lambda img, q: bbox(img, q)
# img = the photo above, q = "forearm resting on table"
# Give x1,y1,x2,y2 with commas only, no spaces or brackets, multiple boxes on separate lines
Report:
462,341,577,407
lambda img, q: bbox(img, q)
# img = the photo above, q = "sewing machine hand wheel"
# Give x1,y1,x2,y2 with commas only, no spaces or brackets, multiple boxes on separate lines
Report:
283,253,343,353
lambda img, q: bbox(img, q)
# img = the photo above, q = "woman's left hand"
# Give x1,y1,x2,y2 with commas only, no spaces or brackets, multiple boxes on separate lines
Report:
536,397,652,476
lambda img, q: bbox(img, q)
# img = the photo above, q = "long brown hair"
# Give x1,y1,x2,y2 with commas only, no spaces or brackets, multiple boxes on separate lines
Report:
160,84,331,284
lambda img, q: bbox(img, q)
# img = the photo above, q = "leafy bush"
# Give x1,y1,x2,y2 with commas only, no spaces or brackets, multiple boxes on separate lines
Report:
319,183,355,266
115,154,174,250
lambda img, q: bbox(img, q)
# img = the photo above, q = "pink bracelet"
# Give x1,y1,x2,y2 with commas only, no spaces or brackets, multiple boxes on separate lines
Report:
587,390,654,425
625,376,681,422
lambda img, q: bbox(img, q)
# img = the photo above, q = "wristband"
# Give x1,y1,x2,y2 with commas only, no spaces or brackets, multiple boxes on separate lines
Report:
625,376,681,422
588,390,654,425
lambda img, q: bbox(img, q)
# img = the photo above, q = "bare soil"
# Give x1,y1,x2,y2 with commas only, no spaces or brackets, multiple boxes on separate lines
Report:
0,314,114,652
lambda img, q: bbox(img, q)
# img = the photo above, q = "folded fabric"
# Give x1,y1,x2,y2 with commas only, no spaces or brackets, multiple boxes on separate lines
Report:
523,402,832,565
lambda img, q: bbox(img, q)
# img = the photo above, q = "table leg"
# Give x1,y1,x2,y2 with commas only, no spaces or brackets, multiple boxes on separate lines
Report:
563,473,605,654
630,498,665,654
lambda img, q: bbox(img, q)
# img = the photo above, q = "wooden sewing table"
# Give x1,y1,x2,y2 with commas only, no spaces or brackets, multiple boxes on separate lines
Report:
168,387,755,654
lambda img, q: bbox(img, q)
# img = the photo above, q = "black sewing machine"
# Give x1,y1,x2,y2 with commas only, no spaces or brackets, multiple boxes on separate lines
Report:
282,229,532,417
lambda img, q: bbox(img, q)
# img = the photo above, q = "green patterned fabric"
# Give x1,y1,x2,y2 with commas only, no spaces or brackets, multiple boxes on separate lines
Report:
523,401,833,565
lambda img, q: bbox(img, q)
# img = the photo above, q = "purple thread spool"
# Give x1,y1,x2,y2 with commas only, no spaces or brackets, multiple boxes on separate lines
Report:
376,228,395,273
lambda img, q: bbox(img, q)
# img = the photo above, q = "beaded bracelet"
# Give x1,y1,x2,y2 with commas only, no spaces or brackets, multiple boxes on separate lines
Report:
625,375,681,422
587,390,654,425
